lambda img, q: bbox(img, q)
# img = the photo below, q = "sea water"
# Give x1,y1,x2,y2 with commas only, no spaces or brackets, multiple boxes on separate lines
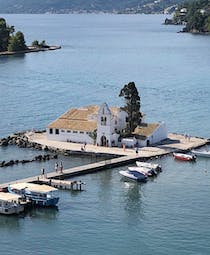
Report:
0,14,210,255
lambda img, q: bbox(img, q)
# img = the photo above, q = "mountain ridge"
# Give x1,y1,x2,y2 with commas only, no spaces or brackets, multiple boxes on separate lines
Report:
0,0,187,14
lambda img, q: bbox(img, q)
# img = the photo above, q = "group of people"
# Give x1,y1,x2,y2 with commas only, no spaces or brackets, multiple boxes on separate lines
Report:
40,161,64,177
54,161,63,173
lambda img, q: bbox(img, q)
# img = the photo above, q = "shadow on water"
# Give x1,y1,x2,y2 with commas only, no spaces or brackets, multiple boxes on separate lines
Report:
24,206,59,220
0,214,21,229
0,53,26,63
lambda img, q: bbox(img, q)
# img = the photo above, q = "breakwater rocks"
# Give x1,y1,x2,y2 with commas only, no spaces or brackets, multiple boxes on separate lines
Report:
0,154,58,168
0,132,44,149
0,132,59,167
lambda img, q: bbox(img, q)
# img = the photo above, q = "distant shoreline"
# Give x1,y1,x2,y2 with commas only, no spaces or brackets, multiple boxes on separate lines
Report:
0,45,61,56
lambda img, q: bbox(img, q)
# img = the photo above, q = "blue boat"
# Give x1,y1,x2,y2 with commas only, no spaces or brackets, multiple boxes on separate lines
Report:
8,182,59,207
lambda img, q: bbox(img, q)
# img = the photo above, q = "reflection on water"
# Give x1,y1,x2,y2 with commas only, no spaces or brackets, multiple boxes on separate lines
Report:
0,214,21,230
25,206,59,220
122,181,145,224
0,206,59,230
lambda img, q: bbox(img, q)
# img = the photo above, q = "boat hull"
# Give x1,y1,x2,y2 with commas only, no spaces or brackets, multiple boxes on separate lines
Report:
173,153,196,161
0,204,24,215
29,197,59,207
191,150,210,158
119,170,147,182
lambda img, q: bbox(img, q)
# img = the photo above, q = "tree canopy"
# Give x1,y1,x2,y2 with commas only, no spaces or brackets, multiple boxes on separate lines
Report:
172,0,210,33
8,31,27,52
119,81,142,135
0,18,27,52
0,18,14,51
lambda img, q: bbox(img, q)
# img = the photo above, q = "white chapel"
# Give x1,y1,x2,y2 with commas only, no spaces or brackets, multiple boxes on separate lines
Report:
46,103,167,147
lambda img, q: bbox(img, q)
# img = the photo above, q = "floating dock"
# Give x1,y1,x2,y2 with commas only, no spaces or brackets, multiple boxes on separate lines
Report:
37,178,85,191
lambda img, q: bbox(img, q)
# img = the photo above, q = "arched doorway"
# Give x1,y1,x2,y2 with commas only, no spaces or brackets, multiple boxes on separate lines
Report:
101,136,107,146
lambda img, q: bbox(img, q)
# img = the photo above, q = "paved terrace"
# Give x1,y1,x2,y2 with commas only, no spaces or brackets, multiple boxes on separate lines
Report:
27,132,208,157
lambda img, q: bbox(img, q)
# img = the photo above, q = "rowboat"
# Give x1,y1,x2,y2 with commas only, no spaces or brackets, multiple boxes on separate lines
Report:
173,152,196,161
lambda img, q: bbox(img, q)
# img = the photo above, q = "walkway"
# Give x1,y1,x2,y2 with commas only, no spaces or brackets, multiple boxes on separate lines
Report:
0,132,208,189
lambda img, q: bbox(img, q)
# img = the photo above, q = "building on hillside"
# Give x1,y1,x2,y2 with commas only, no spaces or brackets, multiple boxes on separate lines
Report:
46,103,167,147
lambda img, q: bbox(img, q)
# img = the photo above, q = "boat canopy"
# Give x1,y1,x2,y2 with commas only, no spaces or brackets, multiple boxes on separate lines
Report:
9,183,58,193
0,192,22,202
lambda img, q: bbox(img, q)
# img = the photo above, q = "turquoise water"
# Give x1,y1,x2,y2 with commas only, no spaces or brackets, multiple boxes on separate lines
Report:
0,14,210,254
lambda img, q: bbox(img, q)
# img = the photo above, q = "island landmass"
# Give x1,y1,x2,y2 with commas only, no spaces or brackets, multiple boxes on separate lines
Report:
0,18,61,56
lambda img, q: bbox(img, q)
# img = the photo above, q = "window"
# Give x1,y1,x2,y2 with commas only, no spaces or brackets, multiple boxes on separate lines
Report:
49,128,53,134
101,116,107,126
80,131,84,134
67,130,71,133
61,130,65,132
73,131,78,133
55,129,59,135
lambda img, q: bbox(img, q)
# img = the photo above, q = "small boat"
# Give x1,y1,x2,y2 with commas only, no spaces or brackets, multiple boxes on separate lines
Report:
173,152,196,161
191,149,210,158
8,183,59,207
128,166,157,177
119,170,147,182
136,161,162,172
0,192,25,215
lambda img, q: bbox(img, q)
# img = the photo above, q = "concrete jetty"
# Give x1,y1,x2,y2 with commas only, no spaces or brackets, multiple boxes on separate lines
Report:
0,132,208,190
26,132,209,156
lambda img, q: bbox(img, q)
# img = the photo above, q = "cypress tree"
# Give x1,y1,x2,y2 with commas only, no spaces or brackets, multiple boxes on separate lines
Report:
119,81,142,135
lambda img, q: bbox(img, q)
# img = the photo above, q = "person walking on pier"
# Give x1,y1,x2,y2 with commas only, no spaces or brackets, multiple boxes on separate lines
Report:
41,168,45,178
55,162,58,172
135,147,139,155
60,161,63,173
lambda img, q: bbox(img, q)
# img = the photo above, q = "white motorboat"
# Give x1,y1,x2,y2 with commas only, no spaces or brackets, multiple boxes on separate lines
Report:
119,170,147,182
191,149,210,158
173,152,196,161
0,192,25,215
136,161,162,172
8,182,59,206
128,166,157,177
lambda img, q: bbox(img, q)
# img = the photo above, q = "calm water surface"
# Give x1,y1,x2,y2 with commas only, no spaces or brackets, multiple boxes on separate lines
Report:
0,14,210,255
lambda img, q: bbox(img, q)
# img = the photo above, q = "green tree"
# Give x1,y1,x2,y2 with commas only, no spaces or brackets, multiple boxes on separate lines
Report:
119,81,142,134
8,31,27,52
32,40,39,47
0,18,14,51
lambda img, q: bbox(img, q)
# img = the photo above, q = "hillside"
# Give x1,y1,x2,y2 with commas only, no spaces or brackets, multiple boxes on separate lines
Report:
0,0,188,14
165,0,210,33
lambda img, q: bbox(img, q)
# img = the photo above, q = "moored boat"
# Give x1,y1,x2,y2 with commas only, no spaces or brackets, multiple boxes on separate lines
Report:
128,166,157,177
0,192,25,215
191,149,210,158
173,152,196,161
136,161,162,172
119,170,147,182
8,183,59,207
